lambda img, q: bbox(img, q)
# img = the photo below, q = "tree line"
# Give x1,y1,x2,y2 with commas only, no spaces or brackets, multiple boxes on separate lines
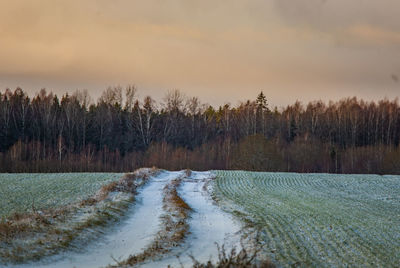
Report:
1,86,400,174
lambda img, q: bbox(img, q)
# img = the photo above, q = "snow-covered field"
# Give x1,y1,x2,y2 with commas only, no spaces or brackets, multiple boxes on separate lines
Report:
1,171,243,268
14,171,181,268
1,170,399,267
214,171,400,267
0,173,123,218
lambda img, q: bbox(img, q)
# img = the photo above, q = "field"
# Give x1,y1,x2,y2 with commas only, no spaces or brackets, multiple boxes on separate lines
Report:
213,171,400,267
0,173,123,219
0,170,399,267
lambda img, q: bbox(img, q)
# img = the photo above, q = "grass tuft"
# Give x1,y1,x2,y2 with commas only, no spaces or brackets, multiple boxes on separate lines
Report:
190,243,275,268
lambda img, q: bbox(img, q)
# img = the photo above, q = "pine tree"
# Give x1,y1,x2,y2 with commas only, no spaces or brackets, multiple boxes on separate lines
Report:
256,91,268,111
256,91,269,135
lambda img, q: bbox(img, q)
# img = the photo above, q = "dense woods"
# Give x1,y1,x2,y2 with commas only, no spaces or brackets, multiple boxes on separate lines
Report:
1,86,400,174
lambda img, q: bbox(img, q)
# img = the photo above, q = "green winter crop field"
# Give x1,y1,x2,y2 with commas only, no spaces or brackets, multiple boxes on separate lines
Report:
0,173,123,219
213,171,400,267
1,171,399,267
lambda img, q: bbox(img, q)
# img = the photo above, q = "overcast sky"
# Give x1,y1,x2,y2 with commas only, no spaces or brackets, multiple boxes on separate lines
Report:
1,0,400,107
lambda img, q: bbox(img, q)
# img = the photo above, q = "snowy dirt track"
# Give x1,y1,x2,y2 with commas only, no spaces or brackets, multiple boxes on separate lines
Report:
139,171,242,267
4,171,242,268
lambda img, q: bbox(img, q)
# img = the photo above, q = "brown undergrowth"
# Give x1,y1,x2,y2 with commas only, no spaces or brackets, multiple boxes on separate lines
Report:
112,172,192,267
190,242,275,268
0,167,159,264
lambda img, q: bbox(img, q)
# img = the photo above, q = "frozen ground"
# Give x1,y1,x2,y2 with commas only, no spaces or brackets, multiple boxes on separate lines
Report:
5,171,182,268
0,173,123,218
2,171,243,268
214,171,400,267
140,171,243,267
3,170,399,267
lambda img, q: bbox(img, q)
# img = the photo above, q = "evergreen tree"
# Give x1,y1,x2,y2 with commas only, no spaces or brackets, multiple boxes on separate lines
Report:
256,91,268,111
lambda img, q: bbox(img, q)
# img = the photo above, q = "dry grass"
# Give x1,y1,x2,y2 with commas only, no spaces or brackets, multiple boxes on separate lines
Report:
101,181,119,195
0,220,32,241
0,204,71,243
185,169,192,177
190,243,275,268
0,207,77,263
79,197,98,206
165,181,192,213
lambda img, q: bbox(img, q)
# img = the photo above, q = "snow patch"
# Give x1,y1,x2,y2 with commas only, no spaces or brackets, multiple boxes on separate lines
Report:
7,171,181,268
141,171,243,267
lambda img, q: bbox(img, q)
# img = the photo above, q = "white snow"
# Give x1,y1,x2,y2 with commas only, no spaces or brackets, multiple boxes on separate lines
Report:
3,171,242,268
140,171,243,267
6,171,182,268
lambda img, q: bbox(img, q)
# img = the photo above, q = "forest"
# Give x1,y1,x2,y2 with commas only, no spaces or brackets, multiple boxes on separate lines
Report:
1,86,400,174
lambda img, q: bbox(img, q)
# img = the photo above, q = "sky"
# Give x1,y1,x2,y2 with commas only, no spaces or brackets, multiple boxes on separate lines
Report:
0,0,400,107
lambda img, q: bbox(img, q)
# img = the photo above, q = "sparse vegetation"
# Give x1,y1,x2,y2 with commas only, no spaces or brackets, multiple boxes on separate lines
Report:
189,243,275,268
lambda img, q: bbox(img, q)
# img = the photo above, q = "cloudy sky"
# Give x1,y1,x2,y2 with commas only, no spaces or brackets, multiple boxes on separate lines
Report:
0,0,399,107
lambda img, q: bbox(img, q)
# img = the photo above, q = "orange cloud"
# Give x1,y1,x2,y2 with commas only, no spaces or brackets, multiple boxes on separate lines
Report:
344,24,400,47
0,0,399,107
